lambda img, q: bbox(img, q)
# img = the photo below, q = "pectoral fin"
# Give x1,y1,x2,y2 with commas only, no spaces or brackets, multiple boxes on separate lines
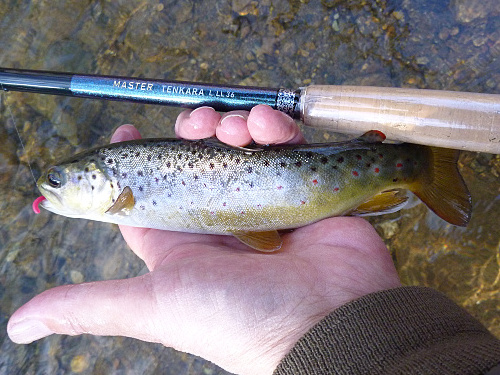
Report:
232,230,283,252
350,190,408,216
105,186,135,216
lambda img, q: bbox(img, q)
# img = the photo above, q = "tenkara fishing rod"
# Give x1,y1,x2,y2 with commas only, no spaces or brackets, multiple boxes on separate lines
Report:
1,67,499,153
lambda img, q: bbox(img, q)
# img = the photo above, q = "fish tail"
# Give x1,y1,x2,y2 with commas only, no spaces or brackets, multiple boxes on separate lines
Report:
410,147,471,226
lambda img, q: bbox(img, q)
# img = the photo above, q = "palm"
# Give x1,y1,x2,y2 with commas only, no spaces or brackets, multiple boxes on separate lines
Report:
117,217,398,374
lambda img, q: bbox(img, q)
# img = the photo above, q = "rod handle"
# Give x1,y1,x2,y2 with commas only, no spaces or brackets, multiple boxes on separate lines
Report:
299,85,500,153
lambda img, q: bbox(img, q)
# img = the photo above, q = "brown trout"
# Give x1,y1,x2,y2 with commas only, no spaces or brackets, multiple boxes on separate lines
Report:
35,131,471,251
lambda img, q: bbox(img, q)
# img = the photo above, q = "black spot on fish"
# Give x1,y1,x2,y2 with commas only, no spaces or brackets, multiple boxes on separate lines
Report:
117,182,121,189
100,157,106,161
337,157,344,163
85,167,89,172
92,174,96,179
247,166,253,173
140,205,145,210
107,158,114,164
194,174,199,180
320,157,328,164
182,180,186,186
138,171,143,177
223,162,228,168
110,183,114,188
112,169,117,176
332,165,338,170
263,160,270,167
139,186,143,192
77,176,82,180
167,162,171,168
135,152,140,157
147,155,152,161
366,163,371,168
152,200,157,206
209,163,215,169
295,161,302,167
112,198,115,203
393,178,398,182
280,162,287,168
177,166,183,172
122,153,128,159
91,186,94,190
235,158,240,164
122,173,127,178
310,166,317,172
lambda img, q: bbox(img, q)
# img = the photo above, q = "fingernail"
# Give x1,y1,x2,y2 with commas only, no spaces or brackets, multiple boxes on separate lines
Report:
220,114,246,126
8,319,53,344
189,106,214,117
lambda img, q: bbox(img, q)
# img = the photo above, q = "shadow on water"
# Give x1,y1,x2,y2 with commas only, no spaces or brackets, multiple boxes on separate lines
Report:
0,0,499,373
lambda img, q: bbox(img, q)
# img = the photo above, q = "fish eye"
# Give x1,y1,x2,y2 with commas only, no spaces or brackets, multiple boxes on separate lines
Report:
47,168,62,188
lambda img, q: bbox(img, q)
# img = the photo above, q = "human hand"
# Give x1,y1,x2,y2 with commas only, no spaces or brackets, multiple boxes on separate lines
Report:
8,105,401,375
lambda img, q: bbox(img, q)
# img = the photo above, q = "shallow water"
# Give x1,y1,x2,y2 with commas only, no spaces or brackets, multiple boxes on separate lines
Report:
0,0,499,374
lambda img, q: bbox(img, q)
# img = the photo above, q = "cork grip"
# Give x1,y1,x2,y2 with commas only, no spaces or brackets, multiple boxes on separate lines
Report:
300,85,500,154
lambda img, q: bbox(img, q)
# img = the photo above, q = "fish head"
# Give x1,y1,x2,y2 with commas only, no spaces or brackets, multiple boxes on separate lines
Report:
37,158,115,218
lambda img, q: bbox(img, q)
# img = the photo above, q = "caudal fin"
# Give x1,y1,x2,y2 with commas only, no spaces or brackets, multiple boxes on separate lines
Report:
411,147,471,226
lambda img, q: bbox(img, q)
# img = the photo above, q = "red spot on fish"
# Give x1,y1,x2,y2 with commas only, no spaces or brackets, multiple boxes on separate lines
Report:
352,171,359,177
374,168,380,173
236,187,240,192
379,154,384,159
301,200,306,205
396,163,403,168
223,202,227,206
240,211,245,215
277,186,283,190
333,187,339,192
210,211,215,215
257,204,262,208
312,179,318,185
33,196,46,214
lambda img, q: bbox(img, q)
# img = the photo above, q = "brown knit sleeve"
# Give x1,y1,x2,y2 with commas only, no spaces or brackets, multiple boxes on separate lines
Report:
274,286,500,375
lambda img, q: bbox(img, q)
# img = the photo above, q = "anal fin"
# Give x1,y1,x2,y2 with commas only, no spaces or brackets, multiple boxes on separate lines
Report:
232,230,283,252
350,190,408,216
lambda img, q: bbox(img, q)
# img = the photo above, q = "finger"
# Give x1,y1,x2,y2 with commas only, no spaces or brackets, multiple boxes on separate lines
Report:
175,107,221,139
7,275,162,344
247,104,305,145
216,111,252,146
110,124,142,143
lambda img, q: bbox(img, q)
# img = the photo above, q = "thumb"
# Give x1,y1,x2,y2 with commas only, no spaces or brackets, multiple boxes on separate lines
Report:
7,274,160,344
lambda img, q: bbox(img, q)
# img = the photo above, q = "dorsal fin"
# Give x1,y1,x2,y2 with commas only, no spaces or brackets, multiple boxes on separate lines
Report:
105,186,135,216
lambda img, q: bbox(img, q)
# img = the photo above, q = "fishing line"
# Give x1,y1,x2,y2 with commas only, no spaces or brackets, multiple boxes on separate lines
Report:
1,89,38,186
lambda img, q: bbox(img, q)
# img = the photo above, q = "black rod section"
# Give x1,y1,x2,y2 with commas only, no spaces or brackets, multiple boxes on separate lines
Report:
0,68,300,117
